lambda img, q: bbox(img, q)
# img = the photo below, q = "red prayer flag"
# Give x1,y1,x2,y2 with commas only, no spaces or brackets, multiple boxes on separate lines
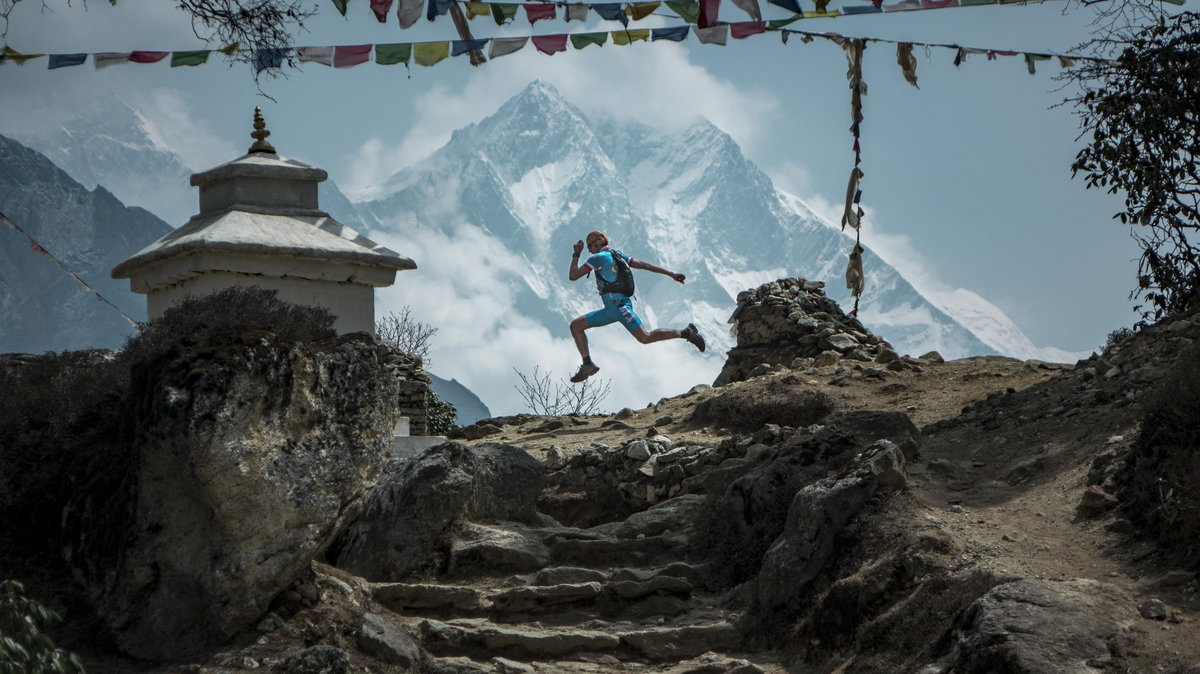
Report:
524,3,557,24
920,0,956,7
532,34,569,54
370,0,394,21
334,44,372,68
699,0,720,28
30,240,48,256
729,21,766,38
870,0,883,6
129,51,169,63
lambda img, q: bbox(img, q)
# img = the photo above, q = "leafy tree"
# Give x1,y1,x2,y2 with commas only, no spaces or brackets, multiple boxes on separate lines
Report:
426,390,459,435
0,580,85,674
1068,11,1200,322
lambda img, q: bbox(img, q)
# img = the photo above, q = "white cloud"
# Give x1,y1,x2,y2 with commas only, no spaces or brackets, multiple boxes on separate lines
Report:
128,89,239,170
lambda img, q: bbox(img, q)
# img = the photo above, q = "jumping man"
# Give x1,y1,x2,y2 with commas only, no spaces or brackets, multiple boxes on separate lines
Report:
567,230,705,383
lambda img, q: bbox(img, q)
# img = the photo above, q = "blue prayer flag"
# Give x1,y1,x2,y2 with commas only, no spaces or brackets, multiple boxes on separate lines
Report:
651,26,690,41
592,3,630,25
767,0,803,12
452,38,490,56
48,53,88,69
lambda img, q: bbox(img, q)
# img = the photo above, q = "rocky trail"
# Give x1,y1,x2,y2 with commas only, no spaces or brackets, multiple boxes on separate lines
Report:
9,280,1200,673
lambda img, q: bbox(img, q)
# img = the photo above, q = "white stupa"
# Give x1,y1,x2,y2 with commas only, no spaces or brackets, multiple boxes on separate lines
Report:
112,108,414,334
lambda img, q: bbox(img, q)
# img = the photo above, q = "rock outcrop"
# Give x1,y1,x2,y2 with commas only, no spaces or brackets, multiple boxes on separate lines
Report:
716,278,902,386
62,332,402,659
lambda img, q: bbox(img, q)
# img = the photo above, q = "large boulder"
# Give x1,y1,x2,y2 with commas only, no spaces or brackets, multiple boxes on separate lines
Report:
755,440,909,619
335,442,545,582
935,579,1138,673
61,332,402,659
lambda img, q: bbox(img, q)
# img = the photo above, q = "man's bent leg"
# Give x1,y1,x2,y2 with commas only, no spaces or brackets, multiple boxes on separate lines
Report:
630,326,682,344
570,316,592,360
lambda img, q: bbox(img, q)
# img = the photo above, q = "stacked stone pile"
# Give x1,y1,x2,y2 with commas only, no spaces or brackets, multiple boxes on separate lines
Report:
715,277,904,386
380,345,432,436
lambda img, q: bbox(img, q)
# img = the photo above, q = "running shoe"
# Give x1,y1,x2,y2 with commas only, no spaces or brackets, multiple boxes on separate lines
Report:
570,362,600,382
681,323,706,352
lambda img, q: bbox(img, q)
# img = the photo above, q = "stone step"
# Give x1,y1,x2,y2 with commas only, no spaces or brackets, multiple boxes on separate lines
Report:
551,534,688,567
419,617,742,662
374,582,485,614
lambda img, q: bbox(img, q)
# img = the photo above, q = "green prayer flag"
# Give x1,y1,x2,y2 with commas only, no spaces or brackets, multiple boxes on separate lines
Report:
570,32,609,49
332,0,348,15
492,3,519,25
375,43,412,65
413,41,449,66
665,0,700,23
768,15,801,29
170,50,210,67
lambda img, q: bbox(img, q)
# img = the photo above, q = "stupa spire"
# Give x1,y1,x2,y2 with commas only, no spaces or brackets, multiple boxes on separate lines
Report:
248,107,276,154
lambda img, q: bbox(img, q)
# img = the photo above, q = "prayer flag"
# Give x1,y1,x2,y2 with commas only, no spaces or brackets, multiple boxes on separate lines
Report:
920,0,956,7
452,38,490,56
130,51,169,63
398,0,423,27
334,44,372,67
803,10,838,16
219,43,241,55
896,43,918,87
525,3,557,24
332,0,348,15
698,0,720,27
489,36,528,57
612,29,650,45
533,34,569,54
93,52,131,69
427,0,452,20
375,43,412,65
370,0,393,21
1024,53,1050,74
565,3,590,21
593,3,630,25
730,0,761,20
413,41,449,66
48,53,87,69
666,0,700,22
627,2,661,20
959,0,997,3
841,4,881,13
729,21,765,38
883,0,920,10
767,0,801,12
693,24,728,45
767,15,800,28
1,47,43,65
465,2,491,18
492,3,520,24
570,32,609,49
297,46,335,66
651,26,689,41
253,48,288,73
30,240,48,256
170,50,210,67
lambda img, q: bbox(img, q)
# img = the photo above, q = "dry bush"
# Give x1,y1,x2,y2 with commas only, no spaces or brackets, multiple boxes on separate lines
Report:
690,378,834,431
1123,341,1200,565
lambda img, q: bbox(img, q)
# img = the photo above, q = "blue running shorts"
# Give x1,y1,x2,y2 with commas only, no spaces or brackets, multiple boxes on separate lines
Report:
584,294,643,332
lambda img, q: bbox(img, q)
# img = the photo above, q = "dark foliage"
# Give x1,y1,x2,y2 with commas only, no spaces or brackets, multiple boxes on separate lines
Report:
426,390,459,435
124,286,336,365
0,351,131,556
1069,11,1200,322
1122,341,1200,567
690,378,834,431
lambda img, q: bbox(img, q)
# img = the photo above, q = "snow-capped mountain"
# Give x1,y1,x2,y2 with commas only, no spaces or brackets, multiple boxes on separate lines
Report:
0,134,171,352
360,81,999,363
16,98,375,233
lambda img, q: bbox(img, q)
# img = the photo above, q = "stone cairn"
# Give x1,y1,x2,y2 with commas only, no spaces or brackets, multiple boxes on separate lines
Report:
714,277,903,386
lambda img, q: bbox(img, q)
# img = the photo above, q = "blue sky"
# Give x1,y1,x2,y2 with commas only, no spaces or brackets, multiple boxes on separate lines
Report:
0,0,1168,357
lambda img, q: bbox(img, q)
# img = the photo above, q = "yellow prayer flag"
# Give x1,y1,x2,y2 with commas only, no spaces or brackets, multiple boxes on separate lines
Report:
465,2,491,19
626,2,661,20
414,41,450,66
612,29,651,45
1,46,45,64
219,43,241,55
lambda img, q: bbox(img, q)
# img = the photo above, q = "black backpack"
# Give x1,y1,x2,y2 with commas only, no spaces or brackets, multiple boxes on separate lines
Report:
597,249,635,297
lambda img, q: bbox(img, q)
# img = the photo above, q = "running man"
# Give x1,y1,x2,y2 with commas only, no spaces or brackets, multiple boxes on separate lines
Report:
567,230,705,383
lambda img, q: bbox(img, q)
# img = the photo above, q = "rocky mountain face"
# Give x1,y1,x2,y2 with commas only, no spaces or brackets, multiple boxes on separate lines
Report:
430,372,492,426
360,81,996,361
8,289,1198,673
0,133,170,353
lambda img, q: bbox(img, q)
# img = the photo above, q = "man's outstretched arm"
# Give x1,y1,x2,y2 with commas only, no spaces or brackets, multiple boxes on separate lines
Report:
630,259,686,284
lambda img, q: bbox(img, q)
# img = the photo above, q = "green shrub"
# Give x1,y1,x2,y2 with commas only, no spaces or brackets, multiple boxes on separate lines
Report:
1104,326,1135,352
1122,342,1200,565
0,580,85,673
124,286,336,364
426,390,459,436
690,378,834,431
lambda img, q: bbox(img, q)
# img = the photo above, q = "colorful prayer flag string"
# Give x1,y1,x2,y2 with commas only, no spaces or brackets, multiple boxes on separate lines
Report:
0,211,139,328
